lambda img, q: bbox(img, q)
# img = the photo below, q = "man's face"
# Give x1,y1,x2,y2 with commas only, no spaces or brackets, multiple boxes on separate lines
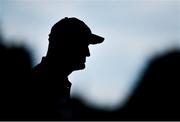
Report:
68,42,90,71
48,33,91,72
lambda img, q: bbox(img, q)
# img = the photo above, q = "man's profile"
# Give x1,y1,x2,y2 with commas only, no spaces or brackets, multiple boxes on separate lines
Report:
31,17,104,120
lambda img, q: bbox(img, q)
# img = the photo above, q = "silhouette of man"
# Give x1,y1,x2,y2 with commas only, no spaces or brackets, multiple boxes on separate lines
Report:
32,17,104,120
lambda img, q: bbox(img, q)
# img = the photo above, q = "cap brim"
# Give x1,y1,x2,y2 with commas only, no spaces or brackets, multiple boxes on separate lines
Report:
89,34,104,44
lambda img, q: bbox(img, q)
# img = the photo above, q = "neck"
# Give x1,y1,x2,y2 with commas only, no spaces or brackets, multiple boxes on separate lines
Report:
43,56,73,79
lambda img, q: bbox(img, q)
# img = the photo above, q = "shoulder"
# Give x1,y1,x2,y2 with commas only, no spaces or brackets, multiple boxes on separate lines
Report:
32,57,47,78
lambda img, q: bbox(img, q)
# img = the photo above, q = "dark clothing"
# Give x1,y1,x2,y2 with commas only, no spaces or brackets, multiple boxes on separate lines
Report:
31,57,72,120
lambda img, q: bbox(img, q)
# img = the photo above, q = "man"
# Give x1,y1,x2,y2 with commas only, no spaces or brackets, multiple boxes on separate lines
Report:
31,17,104,120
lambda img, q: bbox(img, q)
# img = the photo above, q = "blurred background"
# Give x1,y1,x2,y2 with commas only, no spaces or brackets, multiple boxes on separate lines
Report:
0,0,180,111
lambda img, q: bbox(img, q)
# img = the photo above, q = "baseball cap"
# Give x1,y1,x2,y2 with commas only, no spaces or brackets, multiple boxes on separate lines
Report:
49,17,104,44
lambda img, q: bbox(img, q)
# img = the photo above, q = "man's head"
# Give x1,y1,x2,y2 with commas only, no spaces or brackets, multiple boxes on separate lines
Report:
46,17,104,72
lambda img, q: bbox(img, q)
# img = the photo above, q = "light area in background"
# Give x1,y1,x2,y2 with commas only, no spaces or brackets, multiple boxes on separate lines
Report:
1,0,180,110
